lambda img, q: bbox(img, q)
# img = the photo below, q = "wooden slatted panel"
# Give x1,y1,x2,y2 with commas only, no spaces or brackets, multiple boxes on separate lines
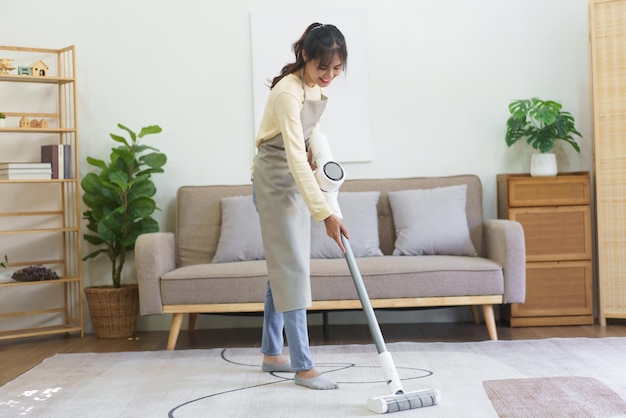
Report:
590,0,626,323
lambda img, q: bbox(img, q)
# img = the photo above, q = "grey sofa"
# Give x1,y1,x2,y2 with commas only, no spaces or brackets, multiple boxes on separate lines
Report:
136,175,526,349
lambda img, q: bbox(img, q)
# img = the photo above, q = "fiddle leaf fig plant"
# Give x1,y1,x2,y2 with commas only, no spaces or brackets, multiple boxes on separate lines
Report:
505,98,581,153
81,124,166,288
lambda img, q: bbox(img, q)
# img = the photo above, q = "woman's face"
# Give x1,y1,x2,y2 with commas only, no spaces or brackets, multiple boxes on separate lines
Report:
303,53,343,88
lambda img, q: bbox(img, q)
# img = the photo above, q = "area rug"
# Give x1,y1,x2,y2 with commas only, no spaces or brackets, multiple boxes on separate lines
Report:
1,338,626,417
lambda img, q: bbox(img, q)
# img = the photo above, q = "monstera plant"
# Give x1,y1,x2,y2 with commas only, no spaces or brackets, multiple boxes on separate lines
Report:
505,98,581,176
505,98,581,153
81,123,166,338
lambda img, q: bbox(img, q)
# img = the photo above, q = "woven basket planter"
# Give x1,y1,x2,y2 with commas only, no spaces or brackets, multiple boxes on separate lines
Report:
85,284,139,339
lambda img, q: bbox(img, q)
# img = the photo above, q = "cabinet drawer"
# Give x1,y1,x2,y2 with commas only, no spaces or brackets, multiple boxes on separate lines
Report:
504,174,590,207
508,206,592,261
511,261,593,318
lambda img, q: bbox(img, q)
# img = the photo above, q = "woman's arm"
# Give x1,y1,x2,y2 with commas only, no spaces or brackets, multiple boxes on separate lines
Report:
274,91,333,223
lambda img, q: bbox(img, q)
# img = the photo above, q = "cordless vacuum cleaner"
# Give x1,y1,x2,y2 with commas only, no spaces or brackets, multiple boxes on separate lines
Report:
309,132,441,414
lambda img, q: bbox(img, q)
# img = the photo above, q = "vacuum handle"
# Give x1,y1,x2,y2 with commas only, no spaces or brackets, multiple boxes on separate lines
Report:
341,233,388,355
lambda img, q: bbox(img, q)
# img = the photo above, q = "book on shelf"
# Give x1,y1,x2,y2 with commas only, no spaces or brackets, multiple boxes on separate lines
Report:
41,144,71,179
0,168,52,175
0,171,51,180
0,162,52,170
0,162,52,180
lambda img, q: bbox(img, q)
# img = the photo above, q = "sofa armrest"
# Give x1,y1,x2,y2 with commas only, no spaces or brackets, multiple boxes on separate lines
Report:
136,232,177,315
483,219,526,304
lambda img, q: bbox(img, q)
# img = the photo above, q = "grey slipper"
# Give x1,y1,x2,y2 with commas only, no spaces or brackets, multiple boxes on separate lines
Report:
294,374,339,390
262,361,294,372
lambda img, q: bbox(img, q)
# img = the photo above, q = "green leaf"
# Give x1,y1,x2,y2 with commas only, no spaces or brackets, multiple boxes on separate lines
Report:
81,248,109,261
86,156,107,169
110,133,130,147
505,117,526,147
128,196,157,218
529,100,560,126
138,125,162,138
140,152,167,169
128,180,157,201
80,172,102,194
508,99,532,119
83,233,106,246
117,124,137,141
108,170,130,186
111,147,135,168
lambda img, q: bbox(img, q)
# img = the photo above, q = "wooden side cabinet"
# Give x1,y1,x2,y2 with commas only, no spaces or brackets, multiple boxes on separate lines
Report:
497,172,594,326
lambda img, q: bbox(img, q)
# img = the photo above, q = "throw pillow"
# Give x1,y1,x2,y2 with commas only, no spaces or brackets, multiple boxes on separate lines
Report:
388,185,477,256
310,191,384,259
212,195,265,263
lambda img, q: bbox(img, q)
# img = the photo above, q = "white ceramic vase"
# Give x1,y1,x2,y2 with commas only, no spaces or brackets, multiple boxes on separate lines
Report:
530,153,557,177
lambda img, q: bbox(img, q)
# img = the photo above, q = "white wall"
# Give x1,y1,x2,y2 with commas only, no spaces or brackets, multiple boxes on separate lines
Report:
1,0,593,333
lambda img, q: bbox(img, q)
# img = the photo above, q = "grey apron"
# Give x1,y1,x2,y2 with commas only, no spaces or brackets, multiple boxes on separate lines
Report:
254,83,327,312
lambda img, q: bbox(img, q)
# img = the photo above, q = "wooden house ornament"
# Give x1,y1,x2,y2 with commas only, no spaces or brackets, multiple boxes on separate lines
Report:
30,60,49,77
20,116,30,128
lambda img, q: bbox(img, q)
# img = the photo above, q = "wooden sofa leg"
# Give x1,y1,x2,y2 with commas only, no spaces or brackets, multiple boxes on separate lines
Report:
188,313,197,333
167,313,184,350
481,305,498,341
470,306,481,324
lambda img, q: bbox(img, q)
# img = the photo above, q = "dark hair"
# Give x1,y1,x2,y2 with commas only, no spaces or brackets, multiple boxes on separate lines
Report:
270,22,348,89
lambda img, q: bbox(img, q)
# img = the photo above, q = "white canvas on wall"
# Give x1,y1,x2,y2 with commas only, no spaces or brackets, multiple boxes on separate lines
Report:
250,7,372,163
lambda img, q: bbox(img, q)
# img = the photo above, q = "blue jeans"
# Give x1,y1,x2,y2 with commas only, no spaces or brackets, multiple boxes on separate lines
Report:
261,281,314,371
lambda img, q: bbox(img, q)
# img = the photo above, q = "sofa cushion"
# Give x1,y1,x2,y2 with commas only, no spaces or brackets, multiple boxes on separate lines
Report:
159,256,503,305
161,260,268,304
310,255,503,300
310,191,384,259
212,195,265,263
388,185,477,256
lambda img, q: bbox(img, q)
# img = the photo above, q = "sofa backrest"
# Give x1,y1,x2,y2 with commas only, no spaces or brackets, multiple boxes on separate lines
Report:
175,175,484,267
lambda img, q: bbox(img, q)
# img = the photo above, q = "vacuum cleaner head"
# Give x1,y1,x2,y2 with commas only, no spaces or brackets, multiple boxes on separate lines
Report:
367,389,441,414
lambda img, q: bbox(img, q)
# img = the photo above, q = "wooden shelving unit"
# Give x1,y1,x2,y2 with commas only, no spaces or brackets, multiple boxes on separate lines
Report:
0,45,83,340
497,172,594,327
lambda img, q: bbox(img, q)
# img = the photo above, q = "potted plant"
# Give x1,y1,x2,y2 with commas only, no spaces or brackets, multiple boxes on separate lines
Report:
505,98,581,176
0,113,6,128
81,123,166,338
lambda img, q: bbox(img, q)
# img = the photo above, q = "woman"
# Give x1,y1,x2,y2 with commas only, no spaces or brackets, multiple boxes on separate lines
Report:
252,23,349,390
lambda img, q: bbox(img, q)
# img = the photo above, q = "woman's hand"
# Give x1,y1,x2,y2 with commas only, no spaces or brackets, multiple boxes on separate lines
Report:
324,214,350,253
308,148,317,171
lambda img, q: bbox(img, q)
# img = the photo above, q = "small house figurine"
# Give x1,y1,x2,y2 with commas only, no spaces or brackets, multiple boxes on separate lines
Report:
30,60,48,77
20,116,30,128
30,119,40,128
40,119,48,128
